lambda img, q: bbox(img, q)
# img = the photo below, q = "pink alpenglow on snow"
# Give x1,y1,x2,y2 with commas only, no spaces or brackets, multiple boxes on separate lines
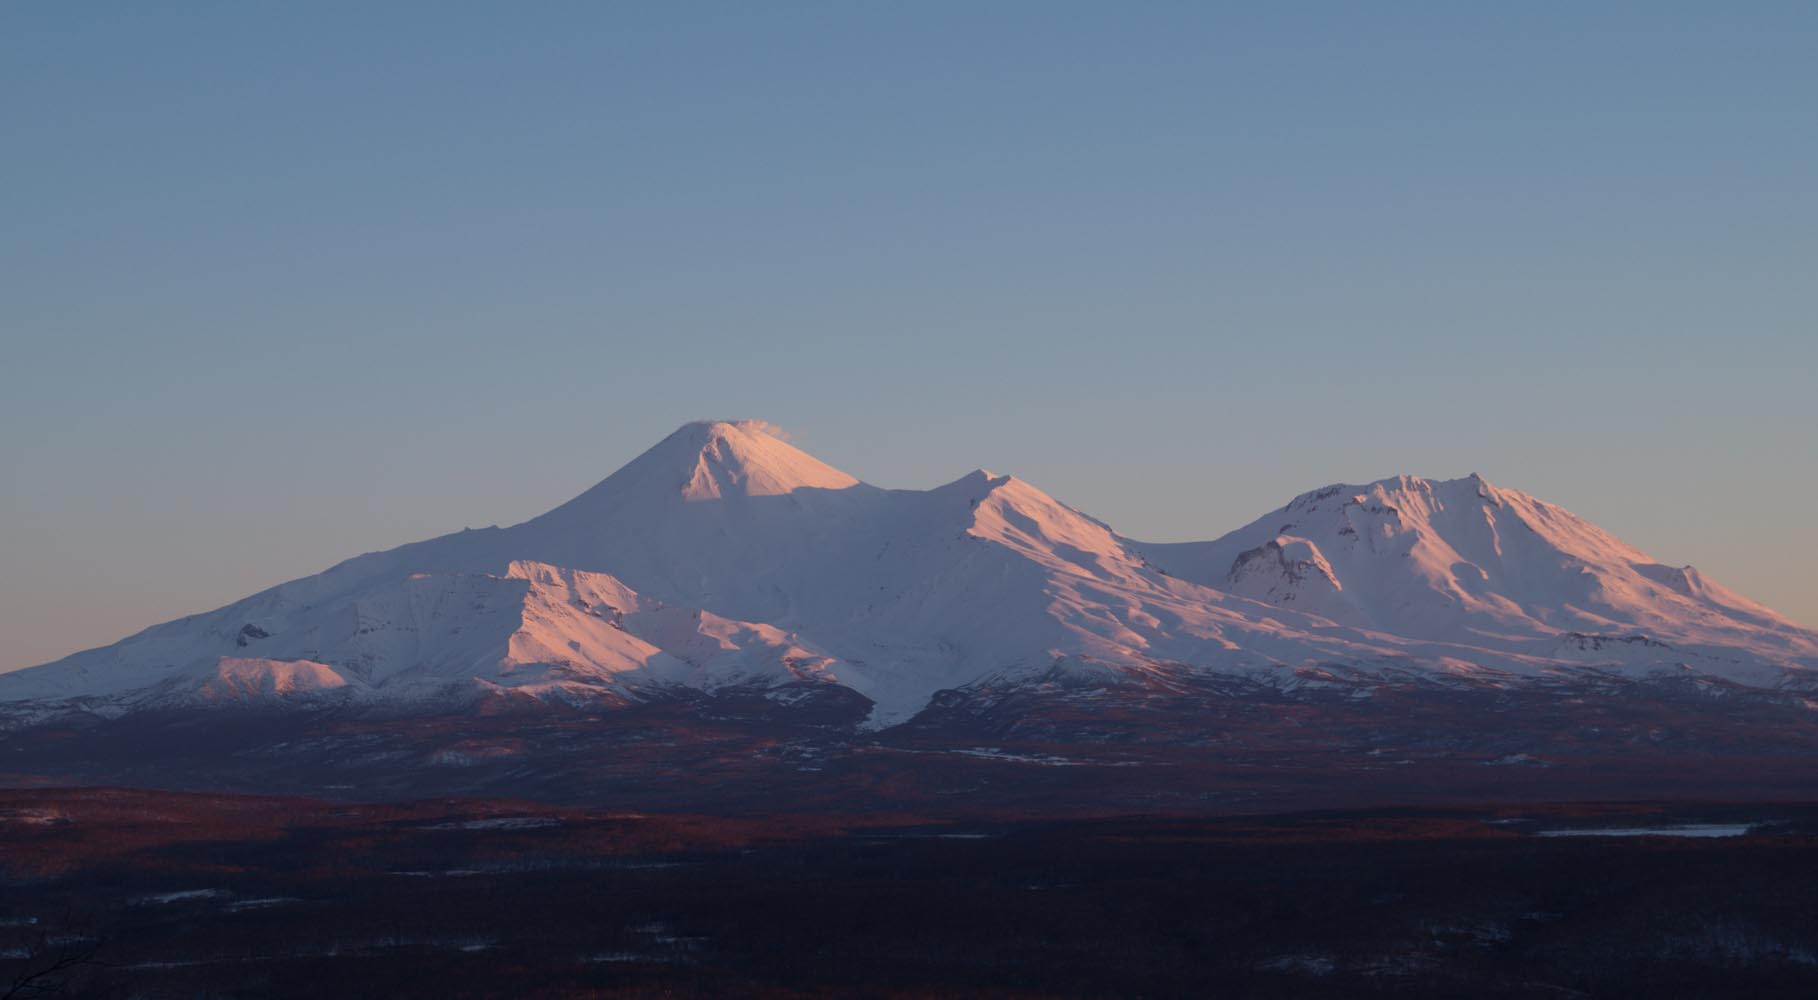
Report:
3,421,1814,727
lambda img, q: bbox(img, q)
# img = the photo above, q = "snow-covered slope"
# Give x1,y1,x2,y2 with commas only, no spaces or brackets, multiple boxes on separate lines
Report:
1129,474,1818,682
0,558,847,712
4,424,1814,726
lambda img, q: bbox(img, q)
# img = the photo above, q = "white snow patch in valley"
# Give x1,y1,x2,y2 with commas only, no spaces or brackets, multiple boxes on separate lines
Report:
1536,823,1757,838
1483,753,1551,767
132,889,226,906
426,816,561,831
0,808,69,825
223,897,300,912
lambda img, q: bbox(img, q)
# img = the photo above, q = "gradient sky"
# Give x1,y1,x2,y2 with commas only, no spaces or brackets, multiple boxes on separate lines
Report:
3,2,1815,670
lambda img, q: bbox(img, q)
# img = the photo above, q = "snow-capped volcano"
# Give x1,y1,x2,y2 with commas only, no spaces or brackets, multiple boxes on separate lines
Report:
4,422,1814,726
1129,473,1817,680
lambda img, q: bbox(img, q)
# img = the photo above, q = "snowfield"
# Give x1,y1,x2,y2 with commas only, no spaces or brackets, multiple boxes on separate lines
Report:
3,420,1814,727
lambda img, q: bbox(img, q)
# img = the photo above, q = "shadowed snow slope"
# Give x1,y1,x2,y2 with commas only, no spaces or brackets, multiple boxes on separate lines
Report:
4,423,1814,724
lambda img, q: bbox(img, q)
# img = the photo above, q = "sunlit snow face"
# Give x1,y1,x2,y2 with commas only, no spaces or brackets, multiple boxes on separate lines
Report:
3,421,1812,727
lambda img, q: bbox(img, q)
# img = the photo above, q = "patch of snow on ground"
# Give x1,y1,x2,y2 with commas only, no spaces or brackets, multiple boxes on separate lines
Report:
1536,823,1756,838
223,897,300,912
132,889,225,905
427,816,562,831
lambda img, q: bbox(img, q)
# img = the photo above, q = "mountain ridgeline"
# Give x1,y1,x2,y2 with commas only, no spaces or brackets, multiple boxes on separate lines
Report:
4,420,1815,732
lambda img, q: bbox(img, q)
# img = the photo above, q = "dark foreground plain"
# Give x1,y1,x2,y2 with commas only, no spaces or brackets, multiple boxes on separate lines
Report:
7,673,1818,815
3,789,1817,998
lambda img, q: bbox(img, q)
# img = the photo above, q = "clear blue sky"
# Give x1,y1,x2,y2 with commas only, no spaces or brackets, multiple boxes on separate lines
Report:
3,2,1815,669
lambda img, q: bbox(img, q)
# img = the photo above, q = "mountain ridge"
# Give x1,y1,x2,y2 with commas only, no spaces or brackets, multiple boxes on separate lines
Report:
4,422,1813,729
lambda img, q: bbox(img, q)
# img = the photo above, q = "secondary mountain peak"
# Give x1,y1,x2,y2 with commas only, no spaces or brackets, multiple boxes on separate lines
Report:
1278,474,1540,529
1135,471,1817,668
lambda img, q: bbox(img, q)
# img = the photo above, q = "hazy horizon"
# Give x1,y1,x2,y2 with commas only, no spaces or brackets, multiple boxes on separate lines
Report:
5,2,1815,670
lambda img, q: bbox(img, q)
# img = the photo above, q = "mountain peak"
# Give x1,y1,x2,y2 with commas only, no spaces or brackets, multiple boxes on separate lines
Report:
678,418,791,443
1359,472,1527,511
1283,474,1515,514
535,420,863,526
1364,473,1495,495
668,420,860,500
